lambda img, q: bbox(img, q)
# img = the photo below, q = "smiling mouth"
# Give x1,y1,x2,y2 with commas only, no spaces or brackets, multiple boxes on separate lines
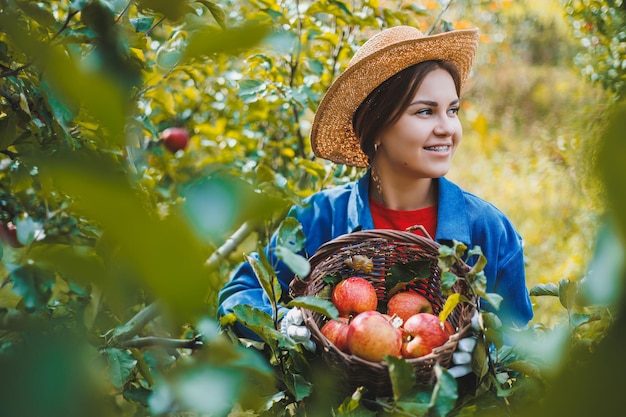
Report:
423,145,450,152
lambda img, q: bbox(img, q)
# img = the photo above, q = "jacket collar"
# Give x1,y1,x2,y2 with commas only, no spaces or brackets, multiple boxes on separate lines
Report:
350,171,471,244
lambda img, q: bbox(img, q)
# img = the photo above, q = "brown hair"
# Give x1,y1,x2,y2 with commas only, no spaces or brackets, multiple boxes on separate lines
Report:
353,60,462,163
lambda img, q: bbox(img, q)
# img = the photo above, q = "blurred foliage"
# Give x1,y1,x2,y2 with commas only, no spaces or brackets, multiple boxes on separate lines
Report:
0,0,624,416
561,0,626,100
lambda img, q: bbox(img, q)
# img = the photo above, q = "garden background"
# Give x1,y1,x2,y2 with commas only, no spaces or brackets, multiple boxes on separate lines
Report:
1,0,625,416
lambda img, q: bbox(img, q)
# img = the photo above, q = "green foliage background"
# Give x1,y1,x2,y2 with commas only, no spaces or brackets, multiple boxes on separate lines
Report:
0,0,624,416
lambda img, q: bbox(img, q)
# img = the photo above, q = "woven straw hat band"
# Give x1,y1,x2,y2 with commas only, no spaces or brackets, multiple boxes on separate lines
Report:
310,26,479,167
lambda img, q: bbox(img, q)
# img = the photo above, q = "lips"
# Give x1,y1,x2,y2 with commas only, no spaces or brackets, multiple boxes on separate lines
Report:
423,145,450,152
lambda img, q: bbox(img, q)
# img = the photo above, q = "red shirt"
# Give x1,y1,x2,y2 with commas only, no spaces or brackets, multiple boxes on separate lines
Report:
369,197,437,239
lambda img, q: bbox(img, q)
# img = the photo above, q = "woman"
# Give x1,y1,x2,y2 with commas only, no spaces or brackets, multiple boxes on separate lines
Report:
217,26,534,344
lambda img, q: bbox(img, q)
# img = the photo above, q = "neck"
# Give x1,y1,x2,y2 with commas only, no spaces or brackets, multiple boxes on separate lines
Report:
370,164,437,211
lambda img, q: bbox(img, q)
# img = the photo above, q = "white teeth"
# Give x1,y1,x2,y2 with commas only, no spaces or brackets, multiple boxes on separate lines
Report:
425,146,449,151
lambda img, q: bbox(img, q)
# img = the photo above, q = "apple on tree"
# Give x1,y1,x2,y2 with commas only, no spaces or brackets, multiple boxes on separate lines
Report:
387,290,433,322
161,127,189,153
0,221,23,248
331,277,378,317
320,317,350,353
401,312,450,359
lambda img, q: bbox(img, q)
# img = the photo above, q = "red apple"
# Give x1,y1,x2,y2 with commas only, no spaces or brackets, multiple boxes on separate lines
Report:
320,317,350,353
161,127,189,153
401,313,449,359
0,221,22,248
331,277,378,317
387,291,433,322
347,311,402,362
444,320,456,336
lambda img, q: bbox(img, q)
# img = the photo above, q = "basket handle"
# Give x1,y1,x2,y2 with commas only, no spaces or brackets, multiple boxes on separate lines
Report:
405,224,433,240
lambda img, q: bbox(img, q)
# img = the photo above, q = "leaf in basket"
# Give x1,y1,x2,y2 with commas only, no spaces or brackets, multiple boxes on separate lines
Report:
322,272,342,286
386,260,432,296
467,245,487,277
315,283,332,300
343,255,373,273
431,365,458,417
275,245,311,278
438,293,471,322
287,296,339,320
438,240,468,269
276,217,306,254
231,304,297,349
246,252,282,306
440,270,459,293
386,355,416,402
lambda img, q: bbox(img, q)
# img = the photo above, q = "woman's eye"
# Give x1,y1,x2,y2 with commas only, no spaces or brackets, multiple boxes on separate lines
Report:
448,107,460,115
415,108,432,116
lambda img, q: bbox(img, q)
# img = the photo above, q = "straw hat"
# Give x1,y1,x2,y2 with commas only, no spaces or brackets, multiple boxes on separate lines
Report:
310,26,480,167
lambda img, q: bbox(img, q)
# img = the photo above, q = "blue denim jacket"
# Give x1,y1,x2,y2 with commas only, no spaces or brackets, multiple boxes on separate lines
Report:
217,172,534,339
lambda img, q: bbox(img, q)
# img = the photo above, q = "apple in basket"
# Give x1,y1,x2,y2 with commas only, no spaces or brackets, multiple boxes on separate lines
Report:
387,291,433,322
444,320,456,336
331,277,378,317
347,311,402,362
320,317,350,353
401,313,450,359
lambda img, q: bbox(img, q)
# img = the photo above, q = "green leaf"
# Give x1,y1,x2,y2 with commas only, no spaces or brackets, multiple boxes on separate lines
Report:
440,270,459,293
130,16,155,33
386,259,432,296
290,373,313,401
275,246,310,278
287,295,338,320
137,0,190,21
231,304,296,348
36,151,210,321
386,355,416,401
430,365,458,417
238,79,266,96
183,22,271,60
15,216,42,247
571,313,592,328
472,336,489,380
529,282,559,297
105,348,137,390
483,292,503,311
246,252,281,306
467,246,487,276
558,279,578,310
10,263,55,310
196,0,226,29
276,217,306,253
335,387,375,416
0,113,17,150
505,359,543,381
18,1,56,27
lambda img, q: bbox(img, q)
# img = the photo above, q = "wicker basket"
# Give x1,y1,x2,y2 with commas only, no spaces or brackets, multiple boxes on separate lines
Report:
289,229,476,397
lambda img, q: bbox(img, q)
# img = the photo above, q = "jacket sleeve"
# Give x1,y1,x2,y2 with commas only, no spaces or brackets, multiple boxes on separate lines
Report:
491,239,534,327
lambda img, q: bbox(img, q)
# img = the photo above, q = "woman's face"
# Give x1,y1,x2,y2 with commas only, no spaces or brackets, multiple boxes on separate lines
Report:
375,68,462,179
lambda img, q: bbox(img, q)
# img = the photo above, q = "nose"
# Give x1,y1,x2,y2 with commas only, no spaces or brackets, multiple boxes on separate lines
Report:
433,114,455,137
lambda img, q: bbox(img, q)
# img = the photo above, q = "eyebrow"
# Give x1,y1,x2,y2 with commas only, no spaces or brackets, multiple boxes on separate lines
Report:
409,99,460,107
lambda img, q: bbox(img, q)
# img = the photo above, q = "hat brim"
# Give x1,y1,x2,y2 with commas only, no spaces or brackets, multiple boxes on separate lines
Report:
310,28,480,167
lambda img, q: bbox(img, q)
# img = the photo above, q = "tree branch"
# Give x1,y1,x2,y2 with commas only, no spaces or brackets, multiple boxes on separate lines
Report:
118,336,204,350
205,220,256,269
